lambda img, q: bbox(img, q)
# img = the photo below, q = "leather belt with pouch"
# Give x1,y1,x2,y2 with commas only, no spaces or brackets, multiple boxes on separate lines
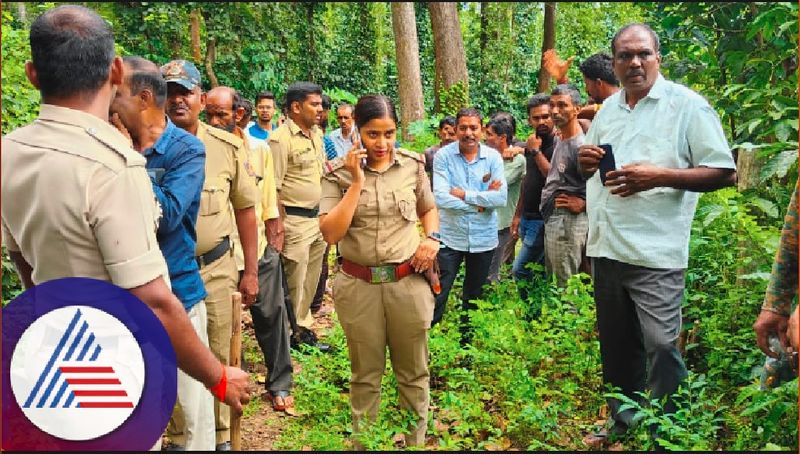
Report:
341,257,441,295
341,258,414,284
196,235,231,268
284,205,319,218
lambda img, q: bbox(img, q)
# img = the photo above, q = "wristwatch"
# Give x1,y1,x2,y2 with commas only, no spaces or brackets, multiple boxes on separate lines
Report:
427,232,442,242
528,147,541,156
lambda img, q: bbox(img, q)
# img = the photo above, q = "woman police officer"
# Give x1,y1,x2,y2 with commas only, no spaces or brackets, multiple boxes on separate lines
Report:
319,94,440,447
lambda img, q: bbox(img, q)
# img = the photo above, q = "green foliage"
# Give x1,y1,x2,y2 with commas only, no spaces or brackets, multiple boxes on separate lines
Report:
438,81,470,117
1,9,39,135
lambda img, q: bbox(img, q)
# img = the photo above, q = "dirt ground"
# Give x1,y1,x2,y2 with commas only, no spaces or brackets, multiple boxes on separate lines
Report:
162,282,338,451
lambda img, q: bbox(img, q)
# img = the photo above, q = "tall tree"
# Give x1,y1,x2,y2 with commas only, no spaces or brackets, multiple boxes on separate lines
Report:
189,9,202,64
428,2,469,113
536,2,556,93
391,2,425,141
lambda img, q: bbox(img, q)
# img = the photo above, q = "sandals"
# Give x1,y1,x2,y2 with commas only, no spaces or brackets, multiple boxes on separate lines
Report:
266,390,295,415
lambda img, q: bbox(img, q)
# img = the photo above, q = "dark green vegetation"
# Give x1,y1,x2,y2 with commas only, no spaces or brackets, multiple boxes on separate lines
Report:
2,2,797,450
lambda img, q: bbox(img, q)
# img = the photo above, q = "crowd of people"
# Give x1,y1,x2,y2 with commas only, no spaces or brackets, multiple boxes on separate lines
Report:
2,4,797,451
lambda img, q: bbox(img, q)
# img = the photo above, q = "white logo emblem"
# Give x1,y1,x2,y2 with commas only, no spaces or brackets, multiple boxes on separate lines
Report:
9,306,145,441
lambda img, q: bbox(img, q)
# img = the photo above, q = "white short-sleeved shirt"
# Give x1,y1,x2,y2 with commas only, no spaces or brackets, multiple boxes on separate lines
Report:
584,74,736,269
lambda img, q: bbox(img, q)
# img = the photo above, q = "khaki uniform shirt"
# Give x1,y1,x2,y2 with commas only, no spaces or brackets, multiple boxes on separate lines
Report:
269,118,325,210
232,133,279,268
320,149,435,267
195,121,258,256
1,104,167,289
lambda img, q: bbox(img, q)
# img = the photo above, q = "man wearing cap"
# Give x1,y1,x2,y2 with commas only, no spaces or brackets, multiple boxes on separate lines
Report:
162,59,259,451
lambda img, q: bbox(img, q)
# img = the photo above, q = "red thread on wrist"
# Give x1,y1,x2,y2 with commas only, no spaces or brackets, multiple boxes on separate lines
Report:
208,363,227,402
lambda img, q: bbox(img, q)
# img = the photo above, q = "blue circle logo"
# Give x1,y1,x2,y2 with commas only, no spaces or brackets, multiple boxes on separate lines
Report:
2,277,177,450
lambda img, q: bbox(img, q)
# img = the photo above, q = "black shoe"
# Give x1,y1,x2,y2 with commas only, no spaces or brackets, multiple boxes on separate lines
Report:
291,327,318,349
215,441,231,451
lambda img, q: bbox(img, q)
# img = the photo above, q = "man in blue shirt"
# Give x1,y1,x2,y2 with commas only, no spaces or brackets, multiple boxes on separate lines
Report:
432,108,507,347
110,56,214,450
246,91,279,149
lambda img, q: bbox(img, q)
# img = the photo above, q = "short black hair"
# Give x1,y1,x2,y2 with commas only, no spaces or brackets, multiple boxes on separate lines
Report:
255,91,275,105
232,90,245,112
578,53,619,86
490,111,517,137
353,94,398,130
321,94,332,110
30,5,116,99
284,82,322,111
526,93,550,114
239,97,253,120
456,107,482,125
122,56,166,108
551,84,582,106
611,23,660,56
486,118,514,145
439,115,456,130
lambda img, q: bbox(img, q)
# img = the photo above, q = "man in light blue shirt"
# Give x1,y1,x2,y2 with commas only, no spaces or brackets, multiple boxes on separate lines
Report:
432,107,507,347
327,103,357,159
578,24,736,448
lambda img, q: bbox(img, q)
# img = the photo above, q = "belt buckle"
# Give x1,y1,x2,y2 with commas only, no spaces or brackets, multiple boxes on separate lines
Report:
370,265,396,283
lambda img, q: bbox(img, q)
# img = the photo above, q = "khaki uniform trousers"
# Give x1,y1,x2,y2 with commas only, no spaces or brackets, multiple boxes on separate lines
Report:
166,302,216,450
333,271,434,447
199,250,239,444
281,214,326,328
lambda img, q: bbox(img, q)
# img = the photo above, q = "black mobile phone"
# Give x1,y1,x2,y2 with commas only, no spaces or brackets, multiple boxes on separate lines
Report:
598,144,616,184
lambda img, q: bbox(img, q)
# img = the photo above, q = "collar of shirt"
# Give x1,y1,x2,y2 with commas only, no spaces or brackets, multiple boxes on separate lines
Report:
145,116,177,157
617,73,667,109
446,141,490,163
287,117,318,140
39,104,130,142
364,151,402,174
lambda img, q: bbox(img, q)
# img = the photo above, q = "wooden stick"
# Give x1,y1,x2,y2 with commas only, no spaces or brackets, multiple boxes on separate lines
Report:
229,291,243,451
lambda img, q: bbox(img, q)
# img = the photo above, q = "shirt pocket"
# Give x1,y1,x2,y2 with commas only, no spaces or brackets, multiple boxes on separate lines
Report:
290,147,316,170
200,177,229,217
394,189,418,222
354,187,378,223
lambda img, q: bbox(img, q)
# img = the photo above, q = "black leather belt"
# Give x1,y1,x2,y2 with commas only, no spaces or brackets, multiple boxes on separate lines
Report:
196,236,230,268
284,206,319,218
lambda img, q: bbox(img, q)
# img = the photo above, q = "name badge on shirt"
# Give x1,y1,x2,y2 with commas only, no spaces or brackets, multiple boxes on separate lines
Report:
147,168,166,184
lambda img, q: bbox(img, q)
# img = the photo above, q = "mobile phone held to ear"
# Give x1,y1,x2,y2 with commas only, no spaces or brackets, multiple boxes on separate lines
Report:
598,144,616,185
356,133,366,169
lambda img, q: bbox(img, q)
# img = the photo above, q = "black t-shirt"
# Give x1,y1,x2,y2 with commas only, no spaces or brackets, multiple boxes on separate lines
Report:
520,134,556,219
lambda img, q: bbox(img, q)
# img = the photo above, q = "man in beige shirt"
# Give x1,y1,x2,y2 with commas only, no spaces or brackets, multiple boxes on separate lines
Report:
1,7,250,447
206,86,297,413
268,82,327,336
162,60,259,450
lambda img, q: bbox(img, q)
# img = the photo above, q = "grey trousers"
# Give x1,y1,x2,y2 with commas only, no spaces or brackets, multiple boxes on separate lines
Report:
251,245,294,392
592,257,688,429
488,227,515,283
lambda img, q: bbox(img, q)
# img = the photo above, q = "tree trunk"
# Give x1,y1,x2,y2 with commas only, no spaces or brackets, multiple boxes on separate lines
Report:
190,9,202,63
306,2,317,82
428,2,469,114
204,37,219,88
479,2,489,77
537,2,556,93
391,2,425,142
16,3,27,24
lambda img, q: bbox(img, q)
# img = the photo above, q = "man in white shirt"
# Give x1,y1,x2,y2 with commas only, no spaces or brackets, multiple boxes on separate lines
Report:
578,23,736,447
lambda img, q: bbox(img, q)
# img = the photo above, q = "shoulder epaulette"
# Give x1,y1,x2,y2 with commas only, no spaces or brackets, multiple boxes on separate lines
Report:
323,157,345,175
396,148,425,163
206,126,244,148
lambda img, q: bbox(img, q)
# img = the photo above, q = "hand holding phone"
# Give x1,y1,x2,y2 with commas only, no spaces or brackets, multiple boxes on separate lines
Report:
598,144,616,185
353,133,366,168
